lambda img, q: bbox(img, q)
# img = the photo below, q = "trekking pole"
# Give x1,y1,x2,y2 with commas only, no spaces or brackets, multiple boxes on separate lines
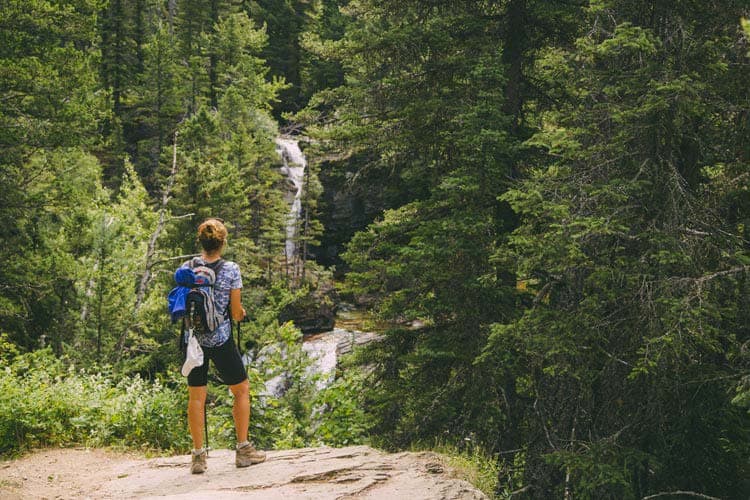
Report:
204,404,209,455
237,319,241,352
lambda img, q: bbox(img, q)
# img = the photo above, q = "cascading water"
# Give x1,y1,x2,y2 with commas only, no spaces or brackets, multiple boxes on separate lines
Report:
251,138,379,399
248,328,382,398
275,137,306,265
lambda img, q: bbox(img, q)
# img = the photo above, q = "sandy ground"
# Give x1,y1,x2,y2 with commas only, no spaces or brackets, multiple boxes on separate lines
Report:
0,445,488,499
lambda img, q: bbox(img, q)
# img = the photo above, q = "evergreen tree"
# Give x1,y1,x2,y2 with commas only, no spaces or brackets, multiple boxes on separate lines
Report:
486,1,750,496
80,161,160,363
297,148,325,281
173,0,243,112
315,0,581,457
100,0,139,118
246,0,312,116
314,0,749,496
167,9,288,281
298,0,347,109
0,0,104,351
129,20,186,189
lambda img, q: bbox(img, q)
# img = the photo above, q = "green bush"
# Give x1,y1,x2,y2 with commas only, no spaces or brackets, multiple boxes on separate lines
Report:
0,349,189,456
312,369,373,447
411,439,500,498
0,321,374,457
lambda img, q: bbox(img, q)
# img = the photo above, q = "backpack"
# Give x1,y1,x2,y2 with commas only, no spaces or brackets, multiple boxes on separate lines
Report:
184,258,227,338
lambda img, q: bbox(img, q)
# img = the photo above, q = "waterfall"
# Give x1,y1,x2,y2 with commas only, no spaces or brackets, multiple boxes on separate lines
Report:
247,138,383,398
275,137,306,264
302,328,382,391
250,328,383,398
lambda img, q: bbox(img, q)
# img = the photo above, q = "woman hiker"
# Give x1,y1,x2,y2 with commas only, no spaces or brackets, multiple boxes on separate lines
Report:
182,218,266,474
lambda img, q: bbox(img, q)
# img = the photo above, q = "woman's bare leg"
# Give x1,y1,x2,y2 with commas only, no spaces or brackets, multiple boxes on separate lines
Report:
229,379,250,443
188,385,208,449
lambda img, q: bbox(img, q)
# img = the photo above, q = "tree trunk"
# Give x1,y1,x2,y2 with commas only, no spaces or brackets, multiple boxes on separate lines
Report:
117,133,179,358
134,132,179,312
502,0,526,135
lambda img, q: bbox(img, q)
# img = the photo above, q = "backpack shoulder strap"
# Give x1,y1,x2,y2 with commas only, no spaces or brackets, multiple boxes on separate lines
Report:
212,259,226,276
212,259,229,318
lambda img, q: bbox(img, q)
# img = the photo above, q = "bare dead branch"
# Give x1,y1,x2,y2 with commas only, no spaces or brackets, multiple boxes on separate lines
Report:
509,485,532,497
641,491,722,500
133,131,179,312
118,132,180,358
169,212,195,220
151,253,201,267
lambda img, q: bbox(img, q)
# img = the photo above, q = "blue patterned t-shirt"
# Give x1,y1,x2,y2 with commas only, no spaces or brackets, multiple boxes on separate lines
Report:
181,257,242,347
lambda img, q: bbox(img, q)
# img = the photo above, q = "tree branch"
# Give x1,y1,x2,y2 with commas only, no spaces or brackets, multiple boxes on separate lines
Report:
641,491,722,500
509,485,532,497
151,253,201,268
118,133,180,358
134,131,179,312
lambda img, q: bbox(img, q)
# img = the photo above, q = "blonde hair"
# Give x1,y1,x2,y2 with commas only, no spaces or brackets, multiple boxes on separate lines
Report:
197,218,227,253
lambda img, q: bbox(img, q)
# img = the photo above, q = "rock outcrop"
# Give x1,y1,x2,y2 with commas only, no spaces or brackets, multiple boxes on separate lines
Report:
314,160,385,273
0,446,488,499
279,280,339,334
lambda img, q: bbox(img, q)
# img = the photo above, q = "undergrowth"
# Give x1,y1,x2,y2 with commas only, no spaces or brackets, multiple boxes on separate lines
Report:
411,439,501,498
0,349,189,456
0,341,372,458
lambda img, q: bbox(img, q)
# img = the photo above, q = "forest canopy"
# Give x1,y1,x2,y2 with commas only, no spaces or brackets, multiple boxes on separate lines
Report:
1,1,749,498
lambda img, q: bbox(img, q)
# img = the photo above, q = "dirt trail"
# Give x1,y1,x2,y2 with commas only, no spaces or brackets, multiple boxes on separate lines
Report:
0,445,488,499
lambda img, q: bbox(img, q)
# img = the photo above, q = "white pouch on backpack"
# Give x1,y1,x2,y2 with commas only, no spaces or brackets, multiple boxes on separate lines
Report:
181,330,204,377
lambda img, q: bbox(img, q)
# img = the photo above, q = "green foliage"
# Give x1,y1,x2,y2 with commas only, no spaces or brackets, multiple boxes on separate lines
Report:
0,0,102,163
247,0,337,116
311,368,373,446
734,376,750,413
75,160,165,364
319,2,581,479
0,349,189,456
127,20,186,187
415,440,500,499
165,9,289,280
317,0,750,497
0,328,370,458
485,2,750,496
1,150,105,353
0,0,105,353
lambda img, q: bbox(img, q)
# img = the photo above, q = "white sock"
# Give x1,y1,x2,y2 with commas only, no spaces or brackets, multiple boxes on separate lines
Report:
192,447,205,455
237,440,250,449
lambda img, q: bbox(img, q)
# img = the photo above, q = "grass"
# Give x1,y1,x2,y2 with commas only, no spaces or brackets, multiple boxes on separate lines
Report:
411,439,500,498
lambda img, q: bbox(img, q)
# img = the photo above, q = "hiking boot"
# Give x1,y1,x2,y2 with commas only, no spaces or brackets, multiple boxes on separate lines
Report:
236,442,266,467
191,449,207,474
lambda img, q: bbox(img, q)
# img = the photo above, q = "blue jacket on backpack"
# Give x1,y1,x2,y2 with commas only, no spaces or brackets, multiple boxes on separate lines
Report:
167,267,196,323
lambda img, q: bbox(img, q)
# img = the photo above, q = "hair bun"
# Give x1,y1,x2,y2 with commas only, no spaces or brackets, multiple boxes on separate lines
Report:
197,218,228,252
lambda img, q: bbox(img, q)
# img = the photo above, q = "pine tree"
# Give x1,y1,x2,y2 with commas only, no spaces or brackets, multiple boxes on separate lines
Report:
486,1,750,496
173,0,243,112
80,161,160,362
167,9,288,281
130,20,186,189
0,0,104,352
298,150,325,281
298,0,347,108
247,0,314,116
315,0,582,456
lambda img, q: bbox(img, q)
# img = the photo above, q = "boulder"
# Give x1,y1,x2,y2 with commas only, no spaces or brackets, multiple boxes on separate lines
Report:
279,281,338,334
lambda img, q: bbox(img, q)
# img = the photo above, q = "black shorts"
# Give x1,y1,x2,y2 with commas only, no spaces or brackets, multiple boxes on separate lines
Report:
187,335,247,387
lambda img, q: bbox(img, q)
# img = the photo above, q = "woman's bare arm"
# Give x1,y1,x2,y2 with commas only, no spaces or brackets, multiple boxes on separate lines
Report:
230,288,246,321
